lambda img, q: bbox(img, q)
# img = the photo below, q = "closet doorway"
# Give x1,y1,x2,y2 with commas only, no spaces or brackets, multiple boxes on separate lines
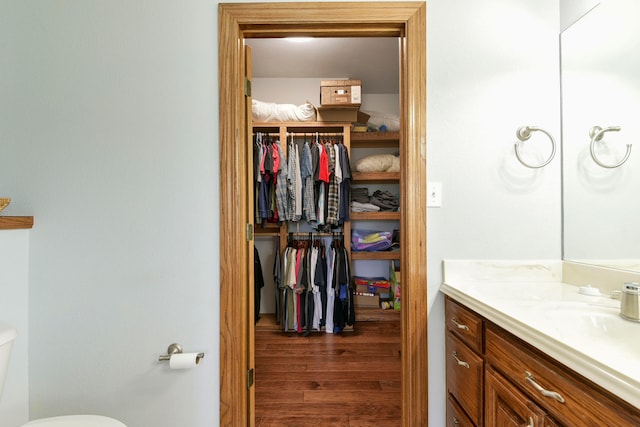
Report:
218,3,427,426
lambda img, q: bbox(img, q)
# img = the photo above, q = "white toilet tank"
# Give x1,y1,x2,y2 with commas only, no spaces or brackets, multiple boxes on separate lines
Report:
0,321,17,399
22,415,126,426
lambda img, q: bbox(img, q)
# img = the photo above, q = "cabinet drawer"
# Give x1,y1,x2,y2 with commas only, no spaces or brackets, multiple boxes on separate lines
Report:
447,395,475,427
486,323,640,427
446,332,484,425
445,297,483,353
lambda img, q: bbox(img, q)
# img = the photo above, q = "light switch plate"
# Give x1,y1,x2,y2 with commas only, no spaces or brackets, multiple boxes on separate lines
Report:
427,182,442,207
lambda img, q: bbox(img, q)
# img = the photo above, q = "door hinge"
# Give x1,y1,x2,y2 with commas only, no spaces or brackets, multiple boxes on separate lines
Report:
244,77,252,97
247,368,254,388
246,223,254,241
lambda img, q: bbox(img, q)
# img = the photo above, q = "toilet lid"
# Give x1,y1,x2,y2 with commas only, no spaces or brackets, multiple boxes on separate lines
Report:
22,415,126,427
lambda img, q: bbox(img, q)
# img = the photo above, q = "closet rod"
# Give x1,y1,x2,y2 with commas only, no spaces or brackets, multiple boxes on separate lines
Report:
254,231,281,237
288,231,343,237
286,132,343,137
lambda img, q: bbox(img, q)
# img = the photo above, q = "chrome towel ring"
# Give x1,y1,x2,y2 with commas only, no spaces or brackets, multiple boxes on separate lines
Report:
589,126,631,169
514,126,556,168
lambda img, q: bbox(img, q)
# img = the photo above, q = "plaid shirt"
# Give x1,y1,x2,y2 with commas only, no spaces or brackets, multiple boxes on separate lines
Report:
301,142,317,222
326,143,340,225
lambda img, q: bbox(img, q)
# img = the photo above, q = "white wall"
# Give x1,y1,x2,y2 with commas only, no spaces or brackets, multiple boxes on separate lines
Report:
0,0,561,426
426,0,560,424
560,0,599,31
0,0,218,425
0,231,30,426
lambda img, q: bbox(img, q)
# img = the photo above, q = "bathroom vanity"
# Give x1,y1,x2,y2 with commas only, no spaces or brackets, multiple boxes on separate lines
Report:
440,260,640,427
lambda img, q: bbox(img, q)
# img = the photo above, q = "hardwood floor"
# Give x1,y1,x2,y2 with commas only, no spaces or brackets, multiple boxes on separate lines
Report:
255,310,402,426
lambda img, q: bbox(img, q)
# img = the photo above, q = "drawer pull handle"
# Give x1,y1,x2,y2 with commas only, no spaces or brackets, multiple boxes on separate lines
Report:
452,351,470,369
451,317,470,331
525,371,566,403
452,417,460,425
528,417,534,427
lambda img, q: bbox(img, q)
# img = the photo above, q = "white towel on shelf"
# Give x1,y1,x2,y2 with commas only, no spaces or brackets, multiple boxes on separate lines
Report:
351,201,381,212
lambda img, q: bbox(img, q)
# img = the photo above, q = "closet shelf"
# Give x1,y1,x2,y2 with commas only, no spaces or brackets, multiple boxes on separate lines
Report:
253,121,351,134
350,211,400,221
351,250,400,261
0,216,34,230
350,131,400,148
351,172,400,183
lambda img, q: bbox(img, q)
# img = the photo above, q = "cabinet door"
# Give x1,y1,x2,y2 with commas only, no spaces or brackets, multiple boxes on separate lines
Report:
486,366,546,427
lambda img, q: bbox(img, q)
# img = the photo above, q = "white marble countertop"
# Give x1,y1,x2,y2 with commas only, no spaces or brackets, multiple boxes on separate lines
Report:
440,260,640,410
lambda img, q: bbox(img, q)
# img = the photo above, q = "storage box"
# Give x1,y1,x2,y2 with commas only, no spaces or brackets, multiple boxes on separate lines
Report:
354,276,391,296
320,79,362,107
354,293,380,308
316,107,359,122
357,110,371,124
356,285,390,296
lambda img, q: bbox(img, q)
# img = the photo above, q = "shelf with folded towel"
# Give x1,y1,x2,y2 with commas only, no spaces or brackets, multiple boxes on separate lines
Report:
0,216,34,230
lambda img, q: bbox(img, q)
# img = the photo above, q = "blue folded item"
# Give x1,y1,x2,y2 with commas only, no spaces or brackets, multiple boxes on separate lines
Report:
351,229,393,252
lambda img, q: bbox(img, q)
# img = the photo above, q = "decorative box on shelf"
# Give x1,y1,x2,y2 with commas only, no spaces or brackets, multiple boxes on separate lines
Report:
320,79,362,107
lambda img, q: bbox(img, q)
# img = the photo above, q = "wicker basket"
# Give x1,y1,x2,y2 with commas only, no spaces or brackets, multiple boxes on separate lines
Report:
0,198,10,213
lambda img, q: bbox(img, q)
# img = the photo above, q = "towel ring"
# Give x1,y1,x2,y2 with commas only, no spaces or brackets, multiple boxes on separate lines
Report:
514,126,556,168
589,126,631,169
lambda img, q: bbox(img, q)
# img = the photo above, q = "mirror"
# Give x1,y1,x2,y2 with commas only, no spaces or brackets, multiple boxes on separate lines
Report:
562,0,640,272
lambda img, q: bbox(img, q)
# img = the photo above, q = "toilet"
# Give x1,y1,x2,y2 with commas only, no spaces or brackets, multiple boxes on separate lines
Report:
0,322,126,427
22,415,125,426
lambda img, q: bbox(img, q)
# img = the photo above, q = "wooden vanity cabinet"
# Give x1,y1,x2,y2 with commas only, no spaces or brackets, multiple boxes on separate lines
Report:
445,296,640,427
486,323,640,427
445,296,484,426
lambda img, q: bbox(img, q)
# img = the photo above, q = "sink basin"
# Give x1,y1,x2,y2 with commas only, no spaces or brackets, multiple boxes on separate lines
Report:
532,301,640,363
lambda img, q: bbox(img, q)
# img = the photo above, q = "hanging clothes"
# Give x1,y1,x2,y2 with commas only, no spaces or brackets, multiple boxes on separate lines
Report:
337,142,352,224
274,140,288,223
254,247,265,324
253,133,285,226
277,234,353,335
331,237,354,333
273,238,282,324
301,141,317,223
326,140,340,226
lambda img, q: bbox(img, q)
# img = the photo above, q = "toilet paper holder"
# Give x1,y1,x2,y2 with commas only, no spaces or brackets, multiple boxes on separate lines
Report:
158,343,205,362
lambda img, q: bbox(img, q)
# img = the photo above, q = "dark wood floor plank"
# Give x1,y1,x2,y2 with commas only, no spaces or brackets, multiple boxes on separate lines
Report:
255,390,304,403
256,414,350,427
303,390,401,405
256,379,382,391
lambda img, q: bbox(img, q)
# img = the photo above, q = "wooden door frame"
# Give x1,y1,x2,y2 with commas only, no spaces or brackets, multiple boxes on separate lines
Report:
218,2,427,425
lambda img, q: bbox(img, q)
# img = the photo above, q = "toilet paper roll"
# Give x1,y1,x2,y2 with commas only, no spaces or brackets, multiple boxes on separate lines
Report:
169,353,201,369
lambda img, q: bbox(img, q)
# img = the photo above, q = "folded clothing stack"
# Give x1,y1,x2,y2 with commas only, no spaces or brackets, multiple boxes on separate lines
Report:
351,229,393,252
351,187,370,203
370,190,399,211
351,187,399,212
351,201,380,212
